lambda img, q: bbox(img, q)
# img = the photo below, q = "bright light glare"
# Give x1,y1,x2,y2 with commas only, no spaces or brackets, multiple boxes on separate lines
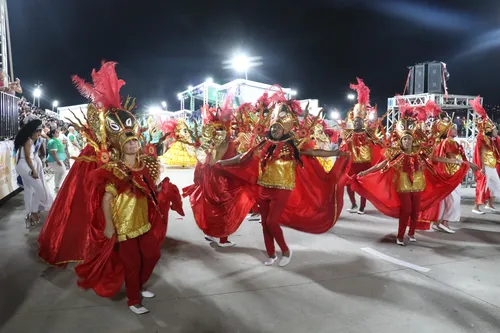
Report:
161,101,167,108
331,111,340,120
177,93,182,100
368,113,375,120
52,100,59,107
347,93,355,101
34,88,42,98
188,85,193,90
205,77,213,83
289,90,297,96
232,54,250,72
149,107,161,114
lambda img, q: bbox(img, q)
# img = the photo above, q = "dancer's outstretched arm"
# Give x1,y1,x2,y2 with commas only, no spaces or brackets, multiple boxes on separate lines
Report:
357,160,388,177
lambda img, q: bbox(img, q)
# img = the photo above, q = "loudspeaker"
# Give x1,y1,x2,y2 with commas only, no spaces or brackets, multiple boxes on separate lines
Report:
428,62,443,94
414,64,425,94
406,67,415,95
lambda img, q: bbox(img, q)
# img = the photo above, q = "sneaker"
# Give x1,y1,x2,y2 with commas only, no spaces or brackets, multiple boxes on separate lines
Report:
204,235,217,242
129,305,149,315
484,205,497,212
357,209,365,215
396,239,405,246
472,209,485,215
141,290,155,298
264,255,278,266
408,235,417,242
279,249,293,267
437,224,455,234
218,240,236,248
347,205,358,213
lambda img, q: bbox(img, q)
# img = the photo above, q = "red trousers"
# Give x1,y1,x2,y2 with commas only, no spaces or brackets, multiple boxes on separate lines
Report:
118,231,161,306
257,187,291,257
347,162,371,209
397,191,422,240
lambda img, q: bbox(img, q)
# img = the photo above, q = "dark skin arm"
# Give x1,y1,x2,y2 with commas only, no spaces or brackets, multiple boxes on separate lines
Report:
216,153,245,167
445,152,480,172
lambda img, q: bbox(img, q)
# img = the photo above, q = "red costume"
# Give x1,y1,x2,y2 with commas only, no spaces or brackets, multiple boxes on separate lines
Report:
341,78,382,212
351,102,468,242
37,62,184,309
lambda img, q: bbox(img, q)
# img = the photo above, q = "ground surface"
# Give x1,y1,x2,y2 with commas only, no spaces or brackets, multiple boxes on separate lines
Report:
1,168,499,333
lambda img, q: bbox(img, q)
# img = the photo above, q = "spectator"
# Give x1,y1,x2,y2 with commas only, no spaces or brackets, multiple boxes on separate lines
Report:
47,127,68,193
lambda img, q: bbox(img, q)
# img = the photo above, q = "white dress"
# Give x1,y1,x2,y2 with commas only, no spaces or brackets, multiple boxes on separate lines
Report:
15,140,54,215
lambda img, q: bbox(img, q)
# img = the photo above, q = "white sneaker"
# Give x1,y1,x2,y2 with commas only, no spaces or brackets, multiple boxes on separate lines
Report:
264,256,278,266
485,205,497,212
204,235,217,242
141,290,155,298
347,206,358,213
437,224,455,234
218,241,236,248
357,209,365,215
408,236,417,242
472,209,485,215
129,305,149,315
278,249,293,267
396,239,405,246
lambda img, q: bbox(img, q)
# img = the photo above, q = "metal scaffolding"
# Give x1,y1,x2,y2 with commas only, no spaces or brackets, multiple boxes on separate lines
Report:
386,93,480,187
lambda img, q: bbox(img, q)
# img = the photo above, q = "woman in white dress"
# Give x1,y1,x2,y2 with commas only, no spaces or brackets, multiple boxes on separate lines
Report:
14,118,54,228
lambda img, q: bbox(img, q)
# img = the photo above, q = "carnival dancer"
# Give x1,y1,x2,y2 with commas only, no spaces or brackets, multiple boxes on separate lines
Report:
341,78,382,215
158,119,198,168
37,62,184,314
216,95,349,266
352,103,469,245
471,96,500,214
14,117,53,227
183,104,254,247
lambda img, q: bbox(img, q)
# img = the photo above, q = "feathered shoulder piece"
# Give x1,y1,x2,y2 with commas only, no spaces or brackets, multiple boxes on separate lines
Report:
349,77,370,105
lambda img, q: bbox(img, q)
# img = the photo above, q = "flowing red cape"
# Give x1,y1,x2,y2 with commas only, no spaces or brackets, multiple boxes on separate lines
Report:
351,163,468,219
183,142,255,238
215,153,350,234
38,145,98,266
74,166,184,298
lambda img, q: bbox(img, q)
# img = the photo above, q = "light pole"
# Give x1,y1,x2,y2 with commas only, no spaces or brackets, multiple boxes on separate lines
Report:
52,100,59,111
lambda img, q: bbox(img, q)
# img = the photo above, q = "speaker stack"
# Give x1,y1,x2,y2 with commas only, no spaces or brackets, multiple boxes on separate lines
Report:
405,61,448,95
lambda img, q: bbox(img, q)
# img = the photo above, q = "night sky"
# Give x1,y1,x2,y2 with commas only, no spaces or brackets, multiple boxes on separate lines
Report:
9,0,500,114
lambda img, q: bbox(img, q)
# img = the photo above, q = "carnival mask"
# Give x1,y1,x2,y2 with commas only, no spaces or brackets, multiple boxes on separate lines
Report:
104,108,140,151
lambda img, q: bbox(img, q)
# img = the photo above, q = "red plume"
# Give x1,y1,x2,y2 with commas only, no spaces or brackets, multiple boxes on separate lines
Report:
257,92,270,107
469,96,487,119
289,100,303,115
414,107,428,122
424,100,441,118
268,85,288,104
162,119,177,135
396,96,413,118
72,61,125,109
350,77,370,105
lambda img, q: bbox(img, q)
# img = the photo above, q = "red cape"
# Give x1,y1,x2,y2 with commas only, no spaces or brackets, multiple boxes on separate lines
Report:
351,155,468,219
183,141,255,238
38,145,98,266
217,152,350,234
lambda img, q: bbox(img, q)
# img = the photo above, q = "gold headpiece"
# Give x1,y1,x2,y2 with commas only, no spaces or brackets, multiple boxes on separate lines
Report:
434,112,454,138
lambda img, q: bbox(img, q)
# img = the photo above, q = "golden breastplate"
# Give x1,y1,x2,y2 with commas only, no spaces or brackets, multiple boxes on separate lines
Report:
444,154,461,175
106,184,151,242
396,170,426,193
351,144,372,163
483,149,497,168
257,159,296,190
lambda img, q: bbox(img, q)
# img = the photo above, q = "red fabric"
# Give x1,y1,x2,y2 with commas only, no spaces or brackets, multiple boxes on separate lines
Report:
183,141,255,238
351,155,468,219
75,164,183,299
257,187,291,256
346,162,371,208
474,135,489,204
218,152,350,234
38,145,98,266
118,231,161,306
398,192,421,239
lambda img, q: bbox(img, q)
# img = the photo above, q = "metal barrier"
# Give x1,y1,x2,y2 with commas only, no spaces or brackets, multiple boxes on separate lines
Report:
0,91,19,138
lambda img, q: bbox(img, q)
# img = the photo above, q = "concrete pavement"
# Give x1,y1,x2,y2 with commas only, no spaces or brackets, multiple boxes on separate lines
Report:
1,168,499,333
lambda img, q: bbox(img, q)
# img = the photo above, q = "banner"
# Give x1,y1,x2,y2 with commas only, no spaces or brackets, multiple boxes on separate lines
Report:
0,140,18,200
